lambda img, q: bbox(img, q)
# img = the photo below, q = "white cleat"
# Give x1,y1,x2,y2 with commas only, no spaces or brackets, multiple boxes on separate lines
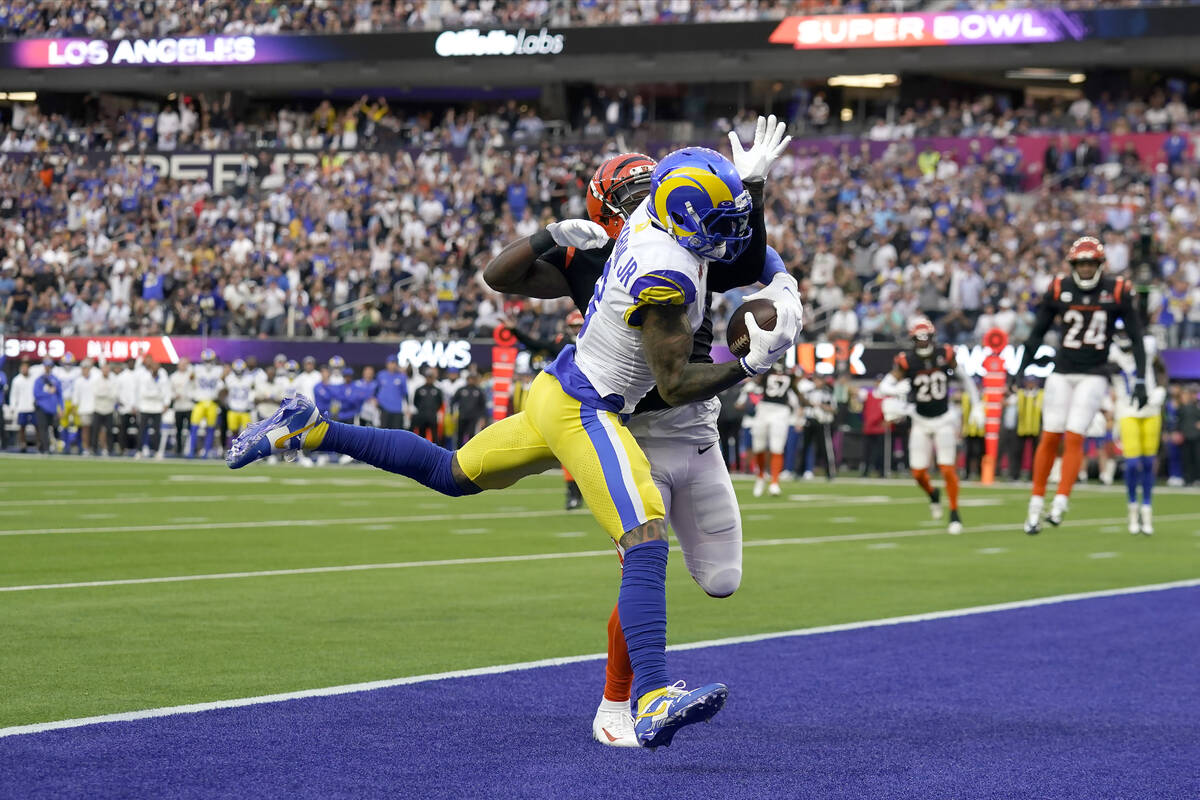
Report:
802,470,814,481
752,477,765,498
1024,495,1044,535
592,707,639,748
930,488,943,521
1139,505,1154,536
1047,494,1068,527
1128,504,1141,535
768,481,782,496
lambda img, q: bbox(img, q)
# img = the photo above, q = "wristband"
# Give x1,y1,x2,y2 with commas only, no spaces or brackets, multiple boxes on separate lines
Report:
529,228,555,256
738,358,757,378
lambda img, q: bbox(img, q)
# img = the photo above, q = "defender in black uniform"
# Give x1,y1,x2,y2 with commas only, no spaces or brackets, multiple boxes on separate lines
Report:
1014,236,1148,534
748,362,798,496
879,316,983,534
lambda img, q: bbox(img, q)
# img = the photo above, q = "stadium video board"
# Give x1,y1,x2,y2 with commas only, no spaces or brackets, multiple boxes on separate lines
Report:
2,6,1198,70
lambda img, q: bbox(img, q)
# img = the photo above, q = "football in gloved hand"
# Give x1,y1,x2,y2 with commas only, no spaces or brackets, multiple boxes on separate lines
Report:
726,298,777,358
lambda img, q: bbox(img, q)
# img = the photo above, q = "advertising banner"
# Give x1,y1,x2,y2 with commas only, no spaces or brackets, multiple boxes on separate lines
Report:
3,6,1198,70
769,10,1075,50
6,334,1200,380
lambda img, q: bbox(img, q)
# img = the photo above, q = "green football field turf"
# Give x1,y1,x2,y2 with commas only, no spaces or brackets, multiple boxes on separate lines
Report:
1,454,1197,730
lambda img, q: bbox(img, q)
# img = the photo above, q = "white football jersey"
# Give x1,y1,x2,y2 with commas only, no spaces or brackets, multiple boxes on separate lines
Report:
225,372,255,412
53,366,80,400
556,198,707,414
1111,336,1163,419
192,364,224,402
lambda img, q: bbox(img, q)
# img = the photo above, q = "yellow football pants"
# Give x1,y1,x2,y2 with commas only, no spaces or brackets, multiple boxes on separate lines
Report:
456,371,664,541
1119,415,1161,459
227,410,252,435
190,400,219,428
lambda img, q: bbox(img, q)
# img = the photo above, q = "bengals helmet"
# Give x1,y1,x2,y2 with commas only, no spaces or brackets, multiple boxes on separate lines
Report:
587,153,657,239
1066,236,1105,291
565,310,584,330
909,316,936,358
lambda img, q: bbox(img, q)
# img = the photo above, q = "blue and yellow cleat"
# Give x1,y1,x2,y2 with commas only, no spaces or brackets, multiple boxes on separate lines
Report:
634,681,727,750
226,395,324,469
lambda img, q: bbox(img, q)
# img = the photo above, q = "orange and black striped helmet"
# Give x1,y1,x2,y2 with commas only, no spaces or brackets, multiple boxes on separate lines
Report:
586,153,657,239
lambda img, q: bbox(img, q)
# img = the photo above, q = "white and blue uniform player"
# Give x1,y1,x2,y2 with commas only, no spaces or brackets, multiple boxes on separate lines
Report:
225,359,256,438
53,353,82,452
483,144,800,747
189,349,224,458
226,141,800,749
1112,335,1167,534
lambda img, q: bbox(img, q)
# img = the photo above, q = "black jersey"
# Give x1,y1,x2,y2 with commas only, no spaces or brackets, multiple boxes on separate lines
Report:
760,371,796,406
452,384,488,419
1034,274,1137,375
894,344,955,418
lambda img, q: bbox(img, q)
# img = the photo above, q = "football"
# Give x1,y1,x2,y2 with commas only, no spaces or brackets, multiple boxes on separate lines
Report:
726,298,777,357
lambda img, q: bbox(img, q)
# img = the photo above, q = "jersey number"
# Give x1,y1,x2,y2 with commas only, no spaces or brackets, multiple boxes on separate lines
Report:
913,372,948,403
1062,309,1107,350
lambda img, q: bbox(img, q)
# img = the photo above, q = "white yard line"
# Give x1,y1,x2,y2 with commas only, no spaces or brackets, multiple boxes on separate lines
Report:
0,577,1195,740
4,512,1199,594
0,498,928,538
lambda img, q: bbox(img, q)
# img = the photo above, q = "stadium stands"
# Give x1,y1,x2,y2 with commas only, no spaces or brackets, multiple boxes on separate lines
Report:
0,91,1196,350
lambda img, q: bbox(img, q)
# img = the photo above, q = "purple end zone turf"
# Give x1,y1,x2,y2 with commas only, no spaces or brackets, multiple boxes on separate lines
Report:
3,588,1197,799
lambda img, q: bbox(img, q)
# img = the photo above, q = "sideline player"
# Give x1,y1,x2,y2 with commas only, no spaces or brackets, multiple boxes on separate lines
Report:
483,141,797,745
225,359,255,444
228,140,799,748
749,362,799,496
189,348,224,458
879,317,983,534
1112,334,1167,534
1014,237,1147,534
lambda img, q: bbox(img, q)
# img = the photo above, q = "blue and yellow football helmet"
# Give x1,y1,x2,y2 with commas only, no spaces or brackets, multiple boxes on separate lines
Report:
232,358,246,374
647,147,751,263
201,348,217,364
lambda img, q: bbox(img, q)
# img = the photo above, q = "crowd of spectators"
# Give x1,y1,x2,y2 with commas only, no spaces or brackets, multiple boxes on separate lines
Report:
4,82,1200,160
2,94,1200,352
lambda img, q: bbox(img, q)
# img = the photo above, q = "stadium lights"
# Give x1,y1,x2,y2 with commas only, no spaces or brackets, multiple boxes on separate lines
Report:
828,73,899,89
0,91,37,101
1068,73,1086,84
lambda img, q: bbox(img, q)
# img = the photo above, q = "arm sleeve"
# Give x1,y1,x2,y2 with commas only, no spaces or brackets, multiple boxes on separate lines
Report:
623,269,698,327
1016,297,1057,378
707,181,767,293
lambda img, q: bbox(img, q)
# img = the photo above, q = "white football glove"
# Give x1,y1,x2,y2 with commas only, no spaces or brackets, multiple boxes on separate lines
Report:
742,271,804,345
727,114,792,183
545,219,610,250
739,300,799,376
968,404,986,431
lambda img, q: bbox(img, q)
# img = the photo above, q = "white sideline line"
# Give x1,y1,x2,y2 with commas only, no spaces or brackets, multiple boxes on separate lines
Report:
0,488,569,508
4,512,1200,593
0,498,928,537
1,577,1196,740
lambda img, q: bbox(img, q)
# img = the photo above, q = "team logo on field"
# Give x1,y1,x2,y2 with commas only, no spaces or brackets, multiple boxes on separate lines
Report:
1060,291,1072,302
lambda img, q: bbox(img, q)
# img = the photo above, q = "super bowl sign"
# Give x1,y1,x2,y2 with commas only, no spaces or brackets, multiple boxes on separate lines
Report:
769,10,1077,49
